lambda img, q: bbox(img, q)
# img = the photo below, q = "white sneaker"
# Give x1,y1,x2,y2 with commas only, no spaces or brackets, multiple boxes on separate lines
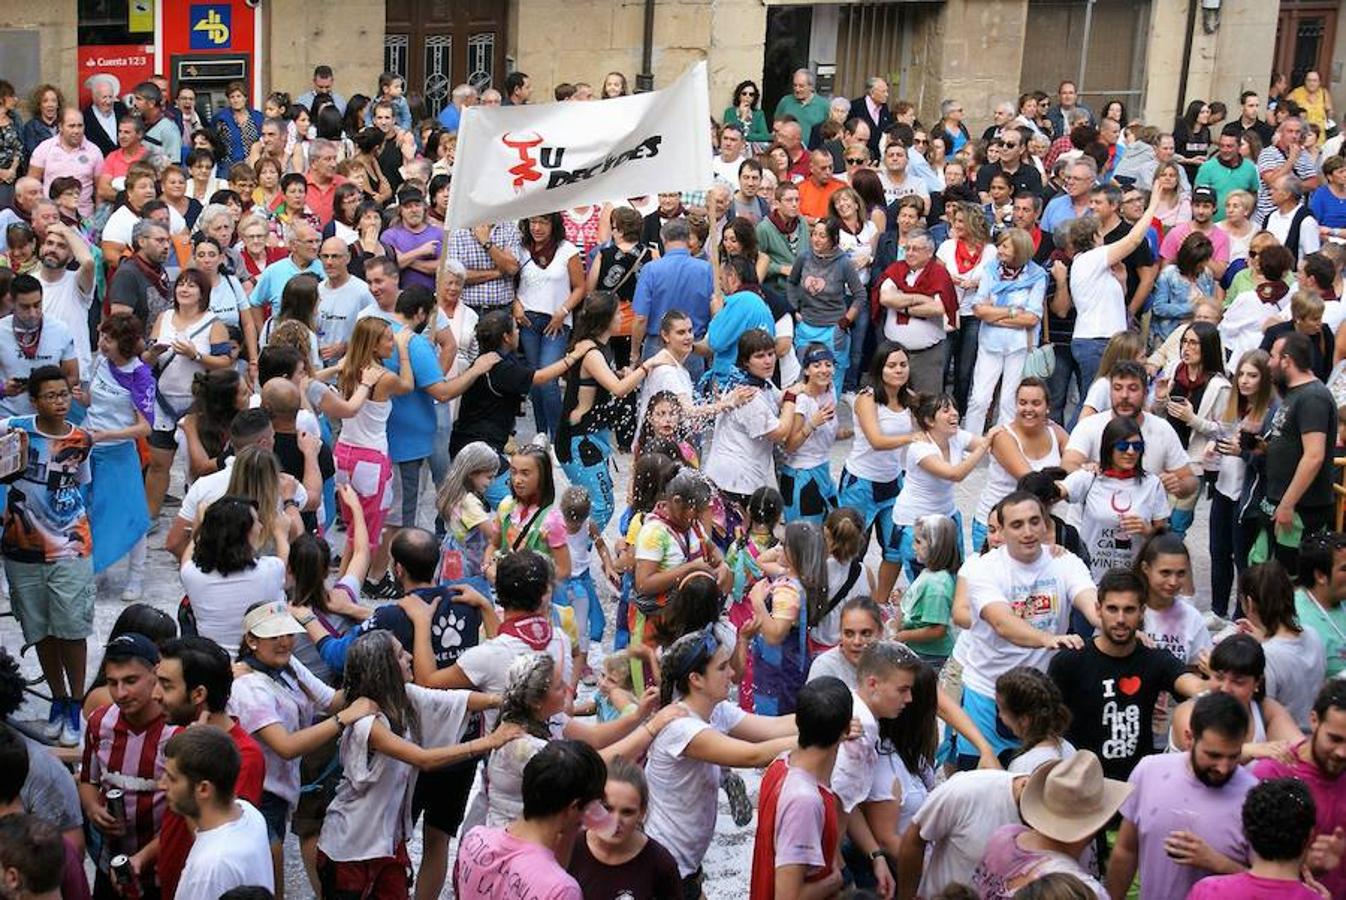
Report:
41,699,64,742
58,709,81,748
121,581,143,602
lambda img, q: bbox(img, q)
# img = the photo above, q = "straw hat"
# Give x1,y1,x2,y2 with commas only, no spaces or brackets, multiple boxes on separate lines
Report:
1019,751,1132,843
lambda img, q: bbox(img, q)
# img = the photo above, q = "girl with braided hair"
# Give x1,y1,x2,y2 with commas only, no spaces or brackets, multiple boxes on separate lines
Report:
995,666,1075,773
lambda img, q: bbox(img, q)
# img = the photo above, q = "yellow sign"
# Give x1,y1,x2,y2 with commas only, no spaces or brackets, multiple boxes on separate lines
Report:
192,9,231,46
128,0,153,33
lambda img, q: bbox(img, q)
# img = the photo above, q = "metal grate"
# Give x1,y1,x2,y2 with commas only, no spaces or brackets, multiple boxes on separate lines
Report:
835,4,907,100
468,32,495,91
384,33,409,82
1019,0,1151,118
424,34,452,116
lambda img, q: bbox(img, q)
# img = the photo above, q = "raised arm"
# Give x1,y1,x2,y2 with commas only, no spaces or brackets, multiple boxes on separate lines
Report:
1104,191,1163,268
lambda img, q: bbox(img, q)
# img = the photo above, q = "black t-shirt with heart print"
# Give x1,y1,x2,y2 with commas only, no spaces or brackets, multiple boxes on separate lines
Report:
1047,640,1186,781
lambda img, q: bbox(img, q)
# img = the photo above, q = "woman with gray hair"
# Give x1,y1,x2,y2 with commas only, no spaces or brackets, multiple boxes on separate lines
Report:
429,255,479,495
483,652,682,828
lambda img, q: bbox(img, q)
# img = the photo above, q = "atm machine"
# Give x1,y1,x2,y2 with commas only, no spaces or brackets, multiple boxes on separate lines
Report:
170,54,250,121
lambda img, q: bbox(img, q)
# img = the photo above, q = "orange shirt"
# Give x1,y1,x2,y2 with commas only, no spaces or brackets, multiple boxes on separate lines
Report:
798,176,844,220
304,172,348,226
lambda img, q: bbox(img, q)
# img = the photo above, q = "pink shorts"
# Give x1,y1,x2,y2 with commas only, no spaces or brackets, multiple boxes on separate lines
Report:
333,442,393,539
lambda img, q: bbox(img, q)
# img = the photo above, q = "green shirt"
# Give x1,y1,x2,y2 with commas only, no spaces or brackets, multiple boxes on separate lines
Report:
1295,587,1346,678
1193,157,1261,221
899,569,955,658
756,215,801,291
773,94,832,145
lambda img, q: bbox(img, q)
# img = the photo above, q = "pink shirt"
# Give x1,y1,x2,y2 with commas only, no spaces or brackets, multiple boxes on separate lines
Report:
29,136,104,217
972,825,1107,899
455,826,582,900
1160,221,1231,264
1253,745,1346,898
1186,872,1322,899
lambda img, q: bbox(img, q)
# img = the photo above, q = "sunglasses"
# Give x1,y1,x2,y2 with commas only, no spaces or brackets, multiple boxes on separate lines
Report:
845,157,867,165
1113,439,1145,452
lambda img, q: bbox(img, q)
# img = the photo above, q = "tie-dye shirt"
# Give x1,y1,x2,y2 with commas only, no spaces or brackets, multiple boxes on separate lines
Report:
1,416,92,562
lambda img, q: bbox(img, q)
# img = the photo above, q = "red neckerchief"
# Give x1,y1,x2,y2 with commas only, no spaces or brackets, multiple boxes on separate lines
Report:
13,318,41,359
499,613,553,651
1174,363,1209,393
1256,281,1290,305
1102,468,1137,479
768,210,799,235
953,239,981,274
1029,226,1043,251
131,252,169,298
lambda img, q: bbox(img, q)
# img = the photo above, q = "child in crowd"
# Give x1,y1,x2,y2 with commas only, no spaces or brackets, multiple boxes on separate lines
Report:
809,507,874,654
636,390,698,467
892,514,961,670
749,521,829,717
612,452,680,650
727,487,784,710
436,441,502,582
558,486,618,683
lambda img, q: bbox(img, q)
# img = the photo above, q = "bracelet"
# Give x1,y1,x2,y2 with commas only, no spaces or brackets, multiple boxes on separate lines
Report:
297,613,316,626
643,721,657,739
333,715,346,734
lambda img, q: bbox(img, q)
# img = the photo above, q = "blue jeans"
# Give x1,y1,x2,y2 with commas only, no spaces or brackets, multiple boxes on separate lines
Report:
520,310,567,439
953,320,980,414
559,431,615,532
430,403,453,537
396,459,426,529
1070,337,1110,419
844,301,870,393
1045,340,1083,430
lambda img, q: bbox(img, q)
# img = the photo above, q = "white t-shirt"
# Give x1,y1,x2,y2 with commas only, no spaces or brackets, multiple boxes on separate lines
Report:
206,275,248,330
776,313,801,385
959,546,1095,696
38,270,94,381
1065,412,1190,473
181,555,288,653
1221,288,1292,362
1145,599,1211,666
1264,205,1321,261
1069,245,1128,339
228,658,336,808
1007,739,1076,775
317,277,375,351
456,631,574,730
176,800,274,900
1061,469,1170,578
1082,377,1110,413
635,361,695,442
517,241,581,317
177,457,310,527
913,770,1023,898
704,387,781,495
806,646,857,689
881,265,946,350
893,431,973,526
845,397,912,483
644,700,748,876
830,692,891,813
784,390,838,470
101,203,187,247
936,240,997,315
0,315,77,416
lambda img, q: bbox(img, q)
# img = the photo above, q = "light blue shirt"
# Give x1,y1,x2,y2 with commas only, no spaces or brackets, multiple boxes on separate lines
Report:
632,249,714,337
248,258,326,317
1042,194,1088,235
705,291,776,381
381,320,445,464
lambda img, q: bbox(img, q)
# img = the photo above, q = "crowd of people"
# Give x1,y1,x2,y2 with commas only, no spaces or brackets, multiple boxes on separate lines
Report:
0,57,1344,900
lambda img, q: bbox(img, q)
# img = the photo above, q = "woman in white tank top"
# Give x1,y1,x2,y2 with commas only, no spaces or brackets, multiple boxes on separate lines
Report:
972,377,1069,550
331,317,415,544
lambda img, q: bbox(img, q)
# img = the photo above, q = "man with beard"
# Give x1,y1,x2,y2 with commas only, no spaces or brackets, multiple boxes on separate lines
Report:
1106,692,1255,899
153,637,265,900
106,219,172,328
1062,360,1199,499
382,186,442,291
1254,680,1346,896
1160,186,1231,278
33,223,94,384
1048,570,1207,782
160,727,272,900
1263,331,1337,569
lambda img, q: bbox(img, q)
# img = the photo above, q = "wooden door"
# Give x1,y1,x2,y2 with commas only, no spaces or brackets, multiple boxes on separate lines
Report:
1275,4,1338,90
385,0,506,117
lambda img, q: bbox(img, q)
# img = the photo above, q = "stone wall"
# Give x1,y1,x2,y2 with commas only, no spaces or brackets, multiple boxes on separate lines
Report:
0,0,79,112
263,0,384,100
510,0,766,111
907,0,1030,127
1142,0,1276,128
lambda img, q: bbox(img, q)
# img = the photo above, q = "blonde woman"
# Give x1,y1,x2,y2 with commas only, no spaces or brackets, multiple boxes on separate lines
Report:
965,228,1047,436
332,317,414,542
1152,160,1192,229
1217,190,1257,263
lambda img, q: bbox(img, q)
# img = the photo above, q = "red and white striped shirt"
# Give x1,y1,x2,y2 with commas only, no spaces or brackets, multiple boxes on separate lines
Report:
79,704,179,877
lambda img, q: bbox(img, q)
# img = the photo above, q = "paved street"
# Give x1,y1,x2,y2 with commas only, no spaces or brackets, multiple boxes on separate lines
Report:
2,402,1213,899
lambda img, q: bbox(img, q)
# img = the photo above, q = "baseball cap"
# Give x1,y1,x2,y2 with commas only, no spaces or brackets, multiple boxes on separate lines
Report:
242,600,306,639
104,633,161,667
1191,185,1217,205
396,186,426,206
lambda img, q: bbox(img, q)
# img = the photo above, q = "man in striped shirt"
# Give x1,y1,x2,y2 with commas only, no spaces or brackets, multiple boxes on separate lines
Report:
78,633,178,900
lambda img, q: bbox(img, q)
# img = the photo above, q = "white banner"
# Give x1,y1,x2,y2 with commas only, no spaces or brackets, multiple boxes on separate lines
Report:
445,62,713,229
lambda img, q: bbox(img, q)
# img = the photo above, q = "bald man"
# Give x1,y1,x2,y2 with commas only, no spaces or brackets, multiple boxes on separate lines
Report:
0,178,44,252
27,108,104,217
317,237,374,365
799,149,844,222
261,378,331,532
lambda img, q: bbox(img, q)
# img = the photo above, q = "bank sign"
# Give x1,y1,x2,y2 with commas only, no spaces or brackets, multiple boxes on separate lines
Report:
190,5,232,49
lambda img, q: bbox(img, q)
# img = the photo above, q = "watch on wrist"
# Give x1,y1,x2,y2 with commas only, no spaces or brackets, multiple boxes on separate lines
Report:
482,240,495,252
283,498,300,510
868,848,886,861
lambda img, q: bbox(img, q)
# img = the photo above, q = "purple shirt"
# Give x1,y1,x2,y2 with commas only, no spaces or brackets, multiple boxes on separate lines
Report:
1186,872,1322,900
29,136,104,217
381,224,443,291
972,824,1107,899
1120,751,1255,899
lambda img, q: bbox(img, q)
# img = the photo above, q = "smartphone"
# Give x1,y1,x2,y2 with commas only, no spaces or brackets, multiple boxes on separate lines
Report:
1239,430,1260,451
1169,383,1188,402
